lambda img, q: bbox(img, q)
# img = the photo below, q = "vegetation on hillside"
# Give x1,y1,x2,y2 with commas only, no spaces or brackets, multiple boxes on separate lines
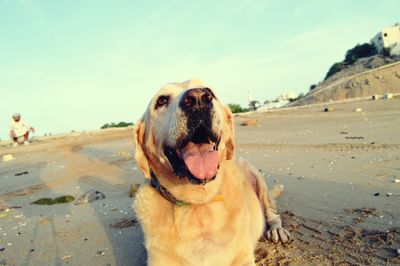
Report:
101,121,133,129
381,47,391,57
344,43,377,64
288,93,304,102
325,62,347,80
324,43,377,80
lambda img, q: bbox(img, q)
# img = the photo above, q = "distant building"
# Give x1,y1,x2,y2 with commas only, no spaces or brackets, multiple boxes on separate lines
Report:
371,23,400,54
391,43,400,56
275,92,298,102
247,90,252,103
257,100,289,112
247,91,261,111
257,92,298,112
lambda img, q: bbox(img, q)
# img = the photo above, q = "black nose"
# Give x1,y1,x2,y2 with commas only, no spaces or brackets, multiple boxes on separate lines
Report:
179,88,213,112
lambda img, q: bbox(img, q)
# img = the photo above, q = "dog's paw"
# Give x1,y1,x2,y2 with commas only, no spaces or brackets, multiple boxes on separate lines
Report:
266,227,291,243
266,217,291,243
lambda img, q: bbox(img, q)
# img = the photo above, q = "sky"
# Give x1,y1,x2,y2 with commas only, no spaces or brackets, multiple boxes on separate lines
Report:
0,0,399,140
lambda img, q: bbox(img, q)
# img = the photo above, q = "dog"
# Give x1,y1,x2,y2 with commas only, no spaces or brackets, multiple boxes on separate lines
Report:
133,79,290,265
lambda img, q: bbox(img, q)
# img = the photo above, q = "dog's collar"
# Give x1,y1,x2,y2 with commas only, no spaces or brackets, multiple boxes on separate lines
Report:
150,171,190,206
150,171,224,207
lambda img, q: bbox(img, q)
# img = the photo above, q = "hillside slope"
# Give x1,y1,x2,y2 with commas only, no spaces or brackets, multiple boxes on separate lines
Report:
290,57,400,106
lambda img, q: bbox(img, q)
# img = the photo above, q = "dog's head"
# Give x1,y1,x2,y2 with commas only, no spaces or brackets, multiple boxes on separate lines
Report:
135,79,234,203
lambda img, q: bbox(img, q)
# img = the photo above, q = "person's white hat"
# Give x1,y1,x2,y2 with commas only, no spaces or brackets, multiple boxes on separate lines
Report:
12,113,21,118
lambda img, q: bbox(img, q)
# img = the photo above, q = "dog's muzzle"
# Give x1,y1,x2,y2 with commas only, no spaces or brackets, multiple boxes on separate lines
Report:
164,88,220,185
179,88,213,113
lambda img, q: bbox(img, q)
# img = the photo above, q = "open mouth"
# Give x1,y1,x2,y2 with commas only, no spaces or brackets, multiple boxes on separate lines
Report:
164,125,220,185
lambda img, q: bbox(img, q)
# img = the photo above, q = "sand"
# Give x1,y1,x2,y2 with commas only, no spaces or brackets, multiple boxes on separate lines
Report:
0,97,399,265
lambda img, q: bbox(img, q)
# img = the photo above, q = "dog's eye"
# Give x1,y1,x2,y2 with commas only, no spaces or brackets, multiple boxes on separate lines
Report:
155,95,170,109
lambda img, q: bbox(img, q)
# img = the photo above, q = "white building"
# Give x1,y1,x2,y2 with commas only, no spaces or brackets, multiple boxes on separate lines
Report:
391,43,400,56
371,23,400,53
275,92,298,102
256,92,298,112
257,100,289,112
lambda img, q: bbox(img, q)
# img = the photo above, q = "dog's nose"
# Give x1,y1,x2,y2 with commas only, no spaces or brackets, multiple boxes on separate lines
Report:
180,88,213,111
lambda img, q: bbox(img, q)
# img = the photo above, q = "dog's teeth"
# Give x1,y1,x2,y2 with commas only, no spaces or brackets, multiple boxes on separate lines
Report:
208,142,216,151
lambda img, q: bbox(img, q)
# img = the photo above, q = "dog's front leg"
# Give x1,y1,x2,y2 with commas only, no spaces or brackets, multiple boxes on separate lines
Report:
265,208,290,243
241,160,290,243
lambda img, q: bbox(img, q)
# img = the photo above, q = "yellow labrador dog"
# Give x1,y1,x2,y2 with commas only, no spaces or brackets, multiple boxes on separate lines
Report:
134,79,290,265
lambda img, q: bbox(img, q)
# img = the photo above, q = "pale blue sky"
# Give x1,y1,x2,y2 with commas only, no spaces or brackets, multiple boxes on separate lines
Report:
0,0,399,139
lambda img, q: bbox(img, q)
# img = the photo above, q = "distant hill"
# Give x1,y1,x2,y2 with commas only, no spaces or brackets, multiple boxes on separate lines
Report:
289,56,400,106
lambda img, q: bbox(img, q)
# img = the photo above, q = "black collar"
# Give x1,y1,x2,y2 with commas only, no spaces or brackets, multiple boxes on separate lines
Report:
150,171,190,207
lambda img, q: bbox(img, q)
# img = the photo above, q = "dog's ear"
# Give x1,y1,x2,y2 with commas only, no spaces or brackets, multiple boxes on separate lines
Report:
222,105,235,160
134,118,151,178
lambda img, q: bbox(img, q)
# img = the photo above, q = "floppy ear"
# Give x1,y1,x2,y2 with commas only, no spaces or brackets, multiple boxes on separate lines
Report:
223,105,235,160
134,119,151,178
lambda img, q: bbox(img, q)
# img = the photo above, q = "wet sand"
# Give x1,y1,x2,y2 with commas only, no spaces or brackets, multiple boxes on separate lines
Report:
1,97,399,265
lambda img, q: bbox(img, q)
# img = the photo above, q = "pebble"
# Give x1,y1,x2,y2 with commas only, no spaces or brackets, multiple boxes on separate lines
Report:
394,179,400,183
11,223,27,230
374,192,380,196
96,250,106,256
397,249,400,255
386,192,392,197
0,208,10,213
2,154,15,162
61,255,72,260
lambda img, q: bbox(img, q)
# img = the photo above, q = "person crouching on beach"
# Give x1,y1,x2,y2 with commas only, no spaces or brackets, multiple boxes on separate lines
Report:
9,113,35,147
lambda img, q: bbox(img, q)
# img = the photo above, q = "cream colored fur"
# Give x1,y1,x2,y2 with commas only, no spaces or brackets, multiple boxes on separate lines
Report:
133,79,289,266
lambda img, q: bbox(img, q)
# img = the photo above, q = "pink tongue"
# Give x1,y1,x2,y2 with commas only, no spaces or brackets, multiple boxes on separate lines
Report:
181,142,219,180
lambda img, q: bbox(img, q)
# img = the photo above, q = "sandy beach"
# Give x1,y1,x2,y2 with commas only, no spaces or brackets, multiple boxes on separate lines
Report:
1,97,399,265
